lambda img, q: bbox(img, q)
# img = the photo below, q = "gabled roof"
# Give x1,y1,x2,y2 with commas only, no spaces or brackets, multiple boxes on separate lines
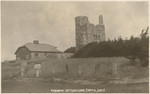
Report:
15,42,61,54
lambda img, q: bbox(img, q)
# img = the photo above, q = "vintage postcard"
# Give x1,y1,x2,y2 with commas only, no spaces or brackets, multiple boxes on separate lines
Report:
1,1,149,93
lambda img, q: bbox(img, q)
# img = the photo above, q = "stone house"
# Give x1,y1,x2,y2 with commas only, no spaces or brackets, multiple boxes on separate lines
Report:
15,40,74,60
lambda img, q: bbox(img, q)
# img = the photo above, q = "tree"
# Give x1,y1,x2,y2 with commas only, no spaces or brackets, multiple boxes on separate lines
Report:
73,27,149,66
64,47,76,53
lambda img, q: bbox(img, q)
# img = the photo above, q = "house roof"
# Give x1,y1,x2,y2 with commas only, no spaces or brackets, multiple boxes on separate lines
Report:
15,42,61,54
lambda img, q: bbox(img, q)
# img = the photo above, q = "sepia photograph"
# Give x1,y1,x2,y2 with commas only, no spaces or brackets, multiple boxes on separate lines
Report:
1,1,149,93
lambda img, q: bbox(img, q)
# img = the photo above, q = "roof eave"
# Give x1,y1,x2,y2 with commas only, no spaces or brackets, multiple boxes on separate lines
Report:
30,51,62,53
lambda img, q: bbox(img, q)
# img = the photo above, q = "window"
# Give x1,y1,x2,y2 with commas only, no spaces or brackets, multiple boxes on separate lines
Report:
26,54,30,59
35,53,39,57
98,35,100,39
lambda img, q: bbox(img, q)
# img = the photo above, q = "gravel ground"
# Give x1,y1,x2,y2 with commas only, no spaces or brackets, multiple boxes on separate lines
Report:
2,80,149,93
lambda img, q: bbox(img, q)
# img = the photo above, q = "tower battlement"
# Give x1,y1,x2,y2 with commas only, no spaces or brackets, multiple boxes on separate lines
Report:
75,15,106,51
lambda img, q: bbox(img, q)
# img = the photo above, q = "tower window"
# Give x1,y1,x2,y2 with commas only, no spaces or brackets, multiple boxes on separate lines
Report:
35,53,39,57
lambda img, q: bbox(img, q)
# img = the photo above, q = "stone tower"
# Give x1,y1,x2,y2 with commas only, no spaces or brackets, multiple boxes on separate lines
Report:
75,15,106,51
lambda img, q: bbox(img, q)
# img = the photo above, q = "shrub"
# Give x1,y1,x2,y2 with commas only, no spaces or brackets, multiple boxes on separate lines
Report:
73,27,149,66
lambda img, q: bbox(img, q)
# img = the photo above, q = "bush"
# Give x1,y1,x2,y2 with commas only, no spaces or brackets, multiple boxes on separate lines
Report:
64,47,76,53
73,27,149,66
2,66,21,80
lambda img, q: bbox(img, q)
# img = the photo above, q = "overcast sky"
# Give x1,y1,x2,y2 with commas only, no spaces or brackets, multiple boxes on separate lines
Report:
1,1,149,61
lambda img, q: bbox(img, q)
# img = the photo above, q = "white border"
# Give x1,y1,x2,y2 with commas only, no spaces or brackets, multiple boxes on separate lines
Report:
0,0,149,94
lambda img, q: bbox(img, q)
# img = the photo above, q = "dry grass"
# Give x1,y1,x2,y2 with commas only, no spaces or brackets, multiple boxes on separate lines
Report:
2,66,20,80
2,57,148,80
118,66,149,79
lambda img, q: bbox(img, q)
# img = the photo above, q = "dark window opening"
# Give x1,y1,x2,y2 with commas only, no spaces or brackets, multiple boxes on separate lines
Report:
35,53,39,57
66,64,69,72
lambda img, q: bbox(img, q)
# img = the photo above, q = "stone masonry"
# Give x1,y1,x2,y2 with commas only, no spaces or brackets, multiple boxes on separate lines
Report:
75,15,106,51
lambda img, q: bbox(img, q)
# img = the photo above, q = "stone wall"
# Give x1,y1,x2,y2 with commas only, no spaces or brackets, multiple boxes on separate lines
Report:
24,57,131,79
75,15,106,51
31,52,74,60
57,53,74,59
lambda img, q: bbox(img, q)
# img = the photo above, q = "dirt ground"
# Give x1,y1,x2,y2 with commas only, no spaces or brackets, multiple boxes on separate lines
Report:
2,80,149,93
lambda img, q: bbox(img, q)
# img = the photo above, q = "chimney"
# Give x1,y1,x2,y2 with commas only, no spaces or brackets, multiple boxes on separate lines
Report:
33,40,39,44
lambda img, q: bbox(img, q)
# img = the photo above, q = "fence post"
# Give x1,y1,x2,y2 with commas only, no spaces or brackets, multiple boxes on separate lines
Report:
21,68,24,77
20,62,27,77
36,69,39,77
113,62,119,79
34,63,41,78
